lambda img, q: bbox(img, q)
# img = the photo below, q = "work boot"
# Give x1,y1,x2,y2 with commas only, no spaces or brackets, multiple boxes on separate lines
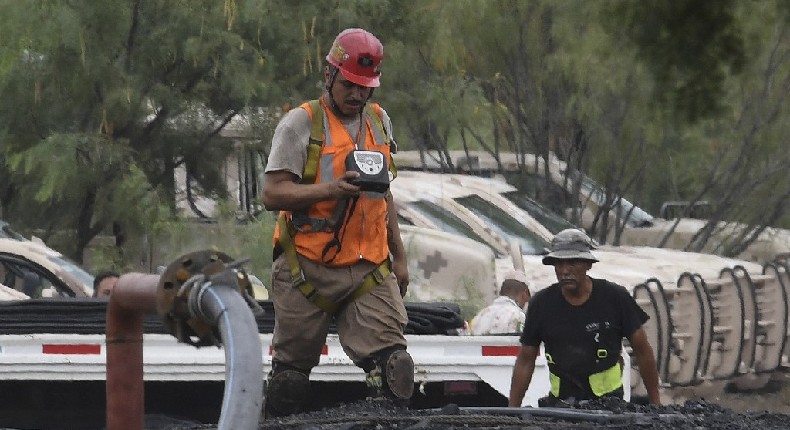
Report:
263,369,310,418
382,349,415,403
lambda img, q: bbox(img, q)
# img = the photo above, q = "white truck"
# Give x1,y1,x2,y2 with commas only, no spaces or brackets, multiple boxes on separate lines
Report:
0,297,555,429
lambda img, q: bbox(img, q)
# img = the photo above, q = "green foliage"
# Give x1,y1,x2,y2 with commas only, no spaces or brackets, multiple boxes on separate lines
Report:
0,0,272,261
603,0,745,123
1,0,790,271
152,207,276,286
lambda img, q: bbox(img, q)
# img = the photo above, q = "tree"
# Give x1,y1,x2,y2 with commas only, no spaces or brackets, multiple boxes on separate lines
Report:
660,1,790,256
605,0,746,123
0,0,272,262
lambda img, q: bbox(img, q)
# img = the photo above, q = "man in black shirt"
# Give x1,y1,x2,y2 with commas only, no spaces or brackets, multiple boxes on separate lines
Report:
508,228,661,406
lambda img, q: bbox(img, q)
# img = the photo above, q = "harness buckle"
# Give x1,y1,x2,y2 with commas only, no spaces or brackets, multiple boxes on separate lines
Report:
596,349,608,359
291,271,308,288
372,266,385,284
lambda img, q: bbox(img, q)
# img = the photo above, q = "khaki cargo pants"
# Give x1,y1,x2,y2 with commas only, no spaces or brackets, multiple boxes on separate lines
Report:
270,253,408,371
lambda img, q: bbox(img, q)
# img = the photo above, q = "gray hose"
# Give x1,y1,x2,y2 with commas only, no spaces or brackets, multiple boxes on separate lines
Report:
447,406,685,424
440,406,625,423
191,276,263,430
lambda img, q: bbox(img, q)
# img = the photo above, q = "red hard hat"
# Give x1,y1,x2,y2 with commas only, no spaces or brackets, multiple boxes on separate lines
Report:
326,28,383,88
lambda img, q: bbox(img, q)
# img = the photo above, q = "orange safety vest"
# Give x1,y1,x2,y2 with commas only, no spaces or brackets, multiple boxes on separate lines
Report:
273,97,392,267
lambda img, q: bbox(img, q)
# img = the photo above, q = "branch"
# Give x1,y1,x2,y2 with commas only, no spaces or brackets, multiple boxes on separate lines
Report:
125,0,141,73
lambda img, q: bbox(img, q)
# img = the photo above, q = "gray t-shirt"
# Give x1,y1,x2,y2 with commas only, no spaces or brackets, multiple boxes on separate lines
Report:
265,102,394,179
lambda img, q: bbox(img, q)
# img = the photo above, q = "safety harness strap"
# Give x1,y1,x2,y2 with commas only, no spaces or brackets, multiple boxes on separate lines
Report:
304,98,396,183
291,195,349,234
277,213,390,314
363,103,397,179
291,99,330,233
302,99,324,185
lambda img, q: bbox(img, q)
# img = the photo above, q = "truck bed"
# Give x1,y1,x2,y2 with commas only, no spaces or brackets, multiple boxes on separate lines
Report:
0,299,557,428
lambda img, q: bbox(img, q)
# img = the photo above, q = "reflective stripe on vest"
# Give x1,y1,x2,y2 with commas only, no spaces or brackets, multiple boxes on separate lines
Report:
273,98,392,266
547,362,622,398
588,362,622,397
549,371,560,397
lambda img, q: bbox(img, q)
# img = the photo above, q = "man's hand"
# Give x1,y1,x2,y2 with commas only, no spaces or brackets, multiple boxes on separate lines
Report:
330,171,362,200
629,328,662,405
263,170,360,211
392,258,409,297
385,190,409,297
509,345,539,407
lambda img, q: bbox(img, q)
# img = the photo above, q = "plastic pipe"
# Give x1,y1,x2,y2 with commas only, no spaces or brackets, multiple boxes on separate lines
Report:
189,272,263,430
105,273,159,430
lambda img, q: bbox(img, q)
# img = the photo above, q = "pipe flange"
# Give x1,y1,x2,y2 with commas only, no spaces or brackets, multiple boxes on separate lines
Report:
157,250,235,346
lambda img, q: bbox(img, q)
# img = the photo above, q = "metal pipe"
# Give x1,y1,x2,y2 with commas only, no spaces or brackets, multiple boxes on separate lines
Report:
189,272,263,430
105,273,160,430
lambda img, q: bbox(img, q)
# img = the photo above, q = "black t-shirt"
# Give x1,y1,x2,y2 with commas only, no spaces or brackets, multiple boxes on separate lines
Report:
520,277,648,399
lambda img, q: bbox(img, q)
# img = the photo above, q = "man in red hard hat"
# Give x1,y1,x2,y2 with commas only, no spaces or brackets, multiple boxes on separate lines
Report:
326,28,384,90
262,28,413,417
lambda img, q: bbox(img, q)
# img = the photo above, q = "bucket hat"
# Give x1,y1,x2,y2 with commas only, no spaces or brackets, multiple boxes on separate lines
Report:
542,228,599,265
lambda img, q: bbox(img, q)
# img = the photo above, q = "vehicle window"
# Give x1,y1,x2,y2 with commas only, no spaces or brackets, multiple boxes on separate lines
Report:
502,191,576,234
406,200,495,254
45,254,95,293
0,254,77,298
566,170,655,227
504,172,572,215
454,195,550,255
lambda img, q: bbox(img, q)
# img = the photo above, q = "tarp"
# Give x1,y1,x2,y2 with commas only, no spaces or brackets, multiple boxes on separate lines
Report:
0,299,465,336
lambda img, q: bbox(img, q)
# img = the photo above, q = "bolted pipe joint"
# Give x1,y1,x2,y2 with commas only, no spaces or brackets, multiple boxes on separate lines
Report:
187,268,262,327
106,251,265,430
156,250,263,347
157,250,265,430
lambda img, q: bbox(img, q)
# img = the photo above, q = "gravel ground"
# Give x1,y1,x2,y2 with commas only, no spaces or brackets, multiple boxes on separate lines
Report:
254,398,790,430
138,373,790,430
157,395,790,430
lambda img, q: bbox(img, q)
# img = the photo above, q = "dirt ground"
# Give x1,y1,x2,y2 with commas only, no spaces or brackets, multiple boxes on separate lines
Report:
252,397,790,430
710,386,790,414
253,377,790,430
151,396,790,430
147,373,790,430
666,371,790,414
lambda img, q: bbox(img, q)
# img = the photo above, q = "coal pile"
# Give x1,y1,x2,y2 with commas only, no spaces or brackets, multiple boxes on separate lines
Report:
166,397,790,430
260,398,790,430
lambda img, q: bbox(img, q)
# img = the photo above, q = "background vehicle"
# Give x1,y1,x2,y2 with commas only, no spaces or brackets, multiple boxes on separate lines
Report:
399,225,497,318
0,221,285,300
0,237,95,298
394,150,790,263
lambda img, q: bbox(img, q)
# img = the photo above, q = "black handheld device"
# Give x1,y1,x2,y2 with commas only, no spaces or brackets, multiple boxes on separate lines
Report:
345,150,390,193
